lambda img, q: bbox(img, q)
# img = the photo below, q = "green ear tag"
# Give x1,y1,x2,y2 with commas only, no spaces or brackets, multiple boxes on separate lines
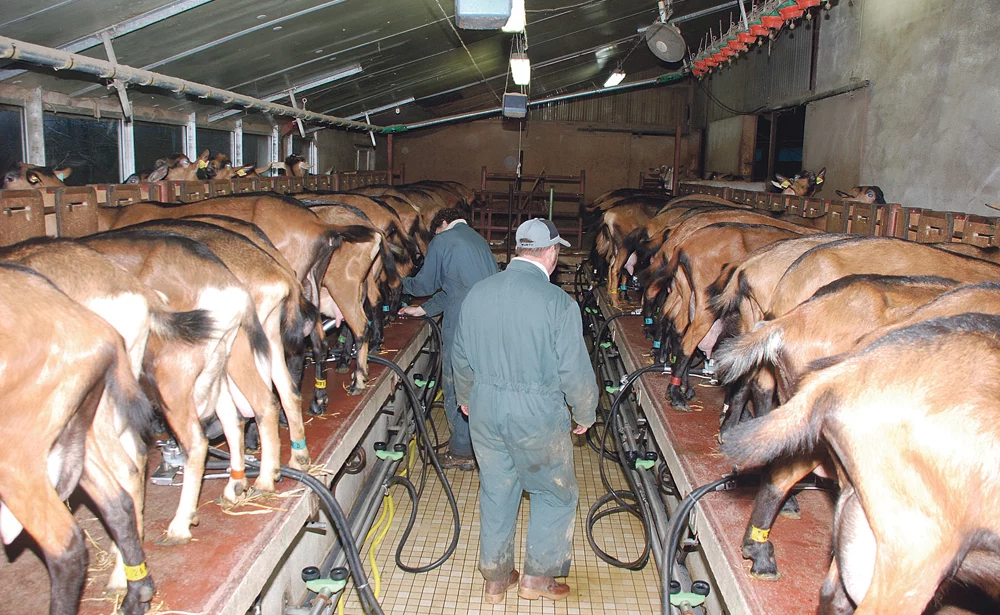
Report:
375,450,405,461
635,459,656,470
305,578,348,594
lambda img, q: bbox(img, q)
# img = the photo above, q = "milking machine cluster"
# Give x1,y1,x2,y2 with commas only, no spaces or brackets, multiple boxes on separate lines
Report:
575,262,838,615
203,311,460,615
575,262,715,614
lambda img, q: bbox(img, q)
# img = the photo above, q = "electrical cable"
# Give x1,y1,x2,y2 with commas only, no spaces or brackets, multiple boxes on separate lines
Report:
432,0,504,105
696,79,767,116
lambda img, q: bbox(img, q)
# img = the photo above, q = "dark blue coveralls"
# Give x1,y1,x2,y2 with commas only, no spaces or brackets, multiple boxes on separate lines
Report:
452,258,598,581
402,221,498,458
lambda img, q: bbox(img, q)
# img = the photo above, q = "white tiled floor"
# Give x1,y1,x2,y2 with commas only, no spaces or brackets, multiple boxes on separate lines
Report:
340,409,662,614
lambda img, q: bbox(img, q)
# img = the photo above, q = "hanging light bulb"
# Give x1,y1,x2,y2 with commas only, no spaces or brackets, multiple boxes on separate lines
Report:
502,0,526,33
510,52,531,85
604,69,626,88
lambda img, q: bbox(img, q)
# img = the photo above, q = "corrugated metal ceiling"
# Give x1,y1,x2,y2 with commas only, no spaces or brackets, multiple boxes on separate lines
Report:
0,0,749,127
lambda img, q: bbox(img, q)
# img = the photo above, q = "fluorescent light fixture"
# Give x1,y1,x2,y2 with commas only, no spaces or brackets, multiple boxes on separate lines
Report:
207,63,363,122
502,0,526,33
345,97,416,121
510,52,531,85
604,69,626,88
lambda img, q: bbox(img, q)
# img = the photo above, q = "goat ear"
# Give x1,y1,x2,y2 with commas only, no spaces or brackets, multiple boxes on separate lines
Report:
835,190,851,199
1,169,18,188
300,162,312,170
198,149,210,161
25,170,42,185
815,167,826,183
772,180,785,189
53,167,72,181
148,165,169,182
254,163,272,175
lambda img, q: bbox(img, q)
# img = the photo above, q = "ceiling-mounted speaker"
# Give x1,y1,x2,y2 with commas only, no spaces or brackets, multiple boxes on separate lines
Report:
503,92,527,118
645,21,686,63
455,0,512,29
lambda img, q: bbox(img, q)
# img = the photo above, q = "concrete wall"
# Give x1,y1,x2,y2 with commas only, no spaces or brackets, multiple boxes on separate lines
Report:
314,129,388,174
807,0,1000,213
392,119,699,205
802,89,868,194
705,115,756,177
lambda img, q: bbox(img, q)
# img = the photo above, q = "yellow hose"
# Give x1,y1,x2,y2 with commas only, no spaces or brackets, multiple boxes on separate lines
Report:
369,493,394,600
398,438,417,478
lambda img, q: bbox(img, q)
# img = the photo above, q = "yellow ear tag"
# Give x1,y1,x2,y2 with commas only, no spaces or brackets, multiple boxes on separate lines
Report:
198,159,208,169
237,168,246,177
780,180,790,189
815,177,824,184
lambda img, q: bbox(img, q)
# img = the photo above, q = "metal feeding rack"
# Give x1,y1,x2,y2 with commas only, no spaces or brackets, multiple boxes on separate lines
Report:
471,165,586,253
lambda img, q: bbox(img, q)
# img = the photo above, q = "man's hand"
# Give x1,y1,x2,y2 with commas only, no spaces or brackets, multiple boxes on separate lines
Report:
398,305,427,318
572,424,589,435
460,405,469,416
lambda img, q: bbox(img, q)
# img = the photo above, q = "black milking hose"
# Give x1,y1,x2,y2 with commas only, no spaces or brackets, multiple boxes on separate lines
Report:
368,354,461,573
587,363,669,570
208,446,385,615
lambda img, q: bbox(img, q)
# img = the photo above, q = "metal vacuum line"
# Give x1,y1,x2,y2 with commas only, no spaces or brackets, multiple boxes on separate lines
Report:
0,35,381,132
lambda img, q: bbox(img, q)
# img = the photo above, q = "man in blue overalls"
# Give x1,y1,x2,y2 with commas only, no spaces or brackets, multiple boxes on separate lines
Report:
399,207,498,469
453,218,598,603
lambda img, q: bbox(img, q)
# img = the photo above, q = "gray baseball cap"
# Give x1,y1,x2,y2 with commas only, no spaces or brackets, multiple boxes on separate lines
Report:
515,218,571,249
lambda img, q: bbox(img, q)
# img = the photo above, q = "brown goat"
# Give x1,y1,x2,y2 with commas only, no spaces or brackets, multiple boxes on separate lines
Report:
712,274,960,579
1,162,70,189
772,168,826,196
767,237,1000,320
81,229,272,545
724,313,1000,615
118,219,317,471
98,194,376,394
0,262,154,615
834,185,887,204
0,238,214,590
932,242,1000,265
655,223,804,409
595,203,658,307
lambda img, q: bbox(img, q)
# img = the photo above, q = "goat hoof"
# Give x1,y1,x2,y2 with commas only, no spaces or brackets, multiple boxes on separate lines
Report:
335,364,351,374
780,495,801,519
347,384,365,397
155,532,192,547
253,476,277,494
742,540,779,580
307,398,325,417
668,386,690,411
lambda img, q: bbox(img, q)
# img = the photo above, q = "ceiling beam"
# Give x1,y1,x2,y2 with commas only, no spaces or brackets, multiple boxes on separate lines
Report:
207,63,363,122
69,0,349,98
0,0,213,82
0,35,381,131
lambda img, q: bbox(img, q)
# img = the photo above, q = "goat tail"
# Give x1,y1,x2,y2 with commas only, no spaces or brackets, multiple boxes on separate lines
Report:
150,308,215,344
242,296,271,368
720,382,833,470
326,224,378,252
106,340,156,444
595,224,613,261
714,322,784,385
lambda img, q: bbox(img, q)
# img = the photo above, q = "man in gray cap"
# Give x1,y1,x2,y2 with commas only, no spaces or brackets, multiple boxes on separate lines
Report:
399,207,498,470
452,218,598,603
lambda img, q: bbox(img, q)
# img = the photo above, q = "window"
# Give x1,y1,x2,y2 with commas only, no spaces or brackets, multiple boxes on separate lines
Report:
134,121,183,175
242,133,271,167
196,127,231,158
0,104,24,174
290,135,311,158
43,113,119,185
356,146,375,171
